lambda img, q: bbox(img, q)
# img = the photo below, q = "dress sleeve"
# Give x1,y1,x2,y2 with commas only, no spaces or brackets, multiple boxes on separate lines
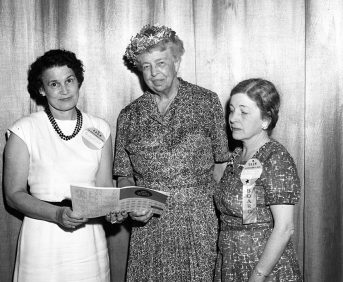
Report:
7,117,31,153
263,150,301,205
113,110,133,177
209,93,230,163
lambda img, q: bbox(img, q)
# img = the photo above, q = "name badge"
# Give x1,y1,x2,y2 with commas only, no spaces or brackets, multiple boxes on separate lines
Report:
240,158,263,224
82,127,105,150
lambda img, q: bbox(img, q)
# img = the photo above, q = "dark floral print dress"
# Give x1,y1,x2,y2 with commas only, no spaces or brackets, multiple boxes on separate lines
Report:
214,140,302,282
113,78,229,282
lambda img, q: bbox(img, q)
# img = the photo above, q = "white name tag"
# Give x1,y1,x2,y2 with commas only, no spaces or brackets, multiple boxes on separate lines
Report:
82,127,105,150
240,158,263,224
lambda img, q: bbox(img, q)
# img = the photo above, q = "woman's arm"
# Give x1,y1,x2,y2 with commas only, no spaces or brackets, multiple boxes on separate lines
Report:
95,135,114,187
4,133,87,229
249,204,295,282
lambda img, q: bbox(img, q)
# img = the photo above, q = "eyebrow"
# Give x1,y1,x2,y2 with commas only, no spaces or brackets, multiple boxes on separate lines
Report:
239,105,250,109
47,74,75,83
141,57,167,64
230,104,250,109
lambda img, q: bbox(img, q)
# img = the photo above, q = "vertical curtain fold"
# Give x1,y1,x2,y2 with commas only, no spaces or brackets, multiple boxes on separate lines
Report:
305,0,343,281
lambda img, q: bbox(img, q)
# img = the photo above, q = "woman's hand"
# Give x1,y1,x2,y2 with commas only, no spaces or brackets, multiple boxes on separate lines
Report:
56,207,88,229
129,209,153,223
248,269,268,282
106,210,128,224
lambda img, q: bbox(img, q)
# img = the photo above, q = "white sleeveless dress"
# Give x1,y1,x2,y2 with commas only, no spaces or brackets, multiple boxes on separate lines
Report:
9,111,110,282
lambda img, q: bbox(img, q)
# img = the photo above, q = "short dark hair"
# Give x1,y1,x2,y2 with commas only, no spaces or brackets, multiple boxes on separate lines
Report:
230,78,280,135
27,49,84,104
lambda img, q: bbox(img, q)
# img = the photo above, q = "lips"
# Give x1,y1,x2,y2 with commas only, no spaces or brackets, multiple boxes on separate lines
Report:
151,79,164,85
231,127,241,131
60,97,73,101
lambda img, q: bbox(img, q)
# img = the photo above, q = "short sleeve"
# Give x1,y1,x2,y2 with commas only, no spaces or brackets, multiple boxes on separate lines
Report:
263,150,301,205
96,117,111,141
209,93,230,163
7,117,31,152
113,110,133,177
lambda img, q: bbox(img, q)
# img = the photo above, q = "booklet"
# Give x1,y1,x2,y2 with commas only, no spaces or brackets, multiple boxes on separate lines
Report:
70,185,170,218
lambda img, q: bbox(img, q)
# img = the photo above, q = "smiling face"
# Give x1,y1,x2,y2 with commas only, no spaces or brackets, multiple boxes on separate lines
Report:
39,65,80,117
138,46,180,96
229,93,269,143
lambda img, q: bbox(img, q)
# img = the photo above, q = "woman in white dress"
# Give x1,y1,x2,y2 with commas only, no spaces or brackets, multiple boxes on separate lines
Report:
4,49,112,282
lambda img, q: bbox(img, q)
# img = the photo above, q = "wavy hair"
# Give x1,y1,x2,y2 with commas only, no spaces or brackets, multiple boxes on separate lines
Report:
230,78,280,135
27,49,84,105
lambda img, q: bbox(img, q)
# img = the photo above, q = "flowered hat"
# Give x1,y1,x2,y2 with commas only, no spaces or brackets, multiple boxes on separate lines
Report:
124,24,182,67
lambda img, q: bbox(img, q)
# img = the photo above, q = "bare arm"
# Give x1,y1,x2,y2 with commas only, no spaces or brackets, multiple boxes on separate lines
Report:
95,135,114,187
249,205,295,282
4,133,86,229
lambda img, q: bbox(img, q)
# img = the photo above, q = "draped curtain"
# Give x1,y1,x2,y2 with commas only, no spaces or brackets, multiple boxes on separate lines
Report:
0,0,341,281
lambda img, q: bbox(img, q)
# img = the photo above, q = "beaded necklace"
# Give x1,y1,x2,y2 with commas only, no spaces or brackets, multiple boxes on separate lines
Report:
46,107,83,141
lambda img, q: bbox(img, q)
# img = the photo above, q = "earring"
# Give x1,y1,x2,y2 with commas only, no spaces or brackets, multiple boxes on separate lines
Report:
262,123,268,130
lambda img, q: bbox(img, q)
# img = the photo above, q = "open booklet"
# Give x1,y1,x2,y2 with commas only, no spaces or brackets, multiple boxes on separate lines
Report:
70,185,170,218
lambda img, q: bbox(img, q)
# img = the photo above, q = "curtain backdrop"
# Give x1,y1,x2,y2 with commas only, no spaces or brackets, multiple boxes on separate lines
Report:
0,0,341,281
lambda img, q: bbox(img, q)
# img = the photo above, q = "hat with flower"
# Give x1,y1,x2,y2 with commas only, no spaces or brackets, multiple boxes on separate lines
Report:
124,24,183,67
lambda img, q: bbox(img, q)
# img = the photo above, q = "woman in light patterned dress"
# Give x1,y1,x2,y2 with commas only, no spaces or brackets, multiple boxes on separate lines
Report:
214,78,302,282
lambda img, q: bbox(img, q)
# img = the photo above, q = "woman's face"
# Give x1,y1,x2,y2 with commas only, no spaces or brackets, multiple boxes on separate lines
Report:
39,65,80,114
229,93,267,142
138,46,180,96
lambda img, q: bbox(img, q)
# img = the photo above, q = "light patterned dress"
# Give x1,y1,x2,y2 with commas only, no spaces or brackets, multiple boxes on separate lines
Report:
214,140,302,282
113,78,229,282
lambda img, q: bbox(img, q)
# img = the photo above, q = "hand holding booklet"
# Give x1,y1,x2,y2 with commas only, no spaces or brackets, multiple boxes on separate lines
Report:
70,185,170,218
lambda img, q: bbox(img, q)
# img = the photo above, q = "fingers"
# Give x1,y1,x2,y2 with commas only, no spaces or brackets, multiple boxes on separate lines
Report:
129,209,153,223
56,207,87,229
105,210,128,224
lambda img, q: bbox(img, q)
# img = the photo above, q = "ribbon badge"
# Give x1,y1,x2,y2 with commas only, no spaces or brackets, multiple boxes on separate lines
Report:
240,158,263,224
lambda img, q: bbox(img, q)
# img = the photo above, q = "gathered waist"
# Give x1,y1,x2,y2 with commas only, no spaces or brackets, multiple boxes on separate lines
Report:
140,173,215,191
220,220,273,231
162,186,215,211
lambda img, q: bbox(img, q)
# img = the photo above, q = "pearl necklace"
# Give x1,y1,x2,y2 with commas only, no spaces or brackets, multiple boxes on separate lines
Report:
46,108,83,141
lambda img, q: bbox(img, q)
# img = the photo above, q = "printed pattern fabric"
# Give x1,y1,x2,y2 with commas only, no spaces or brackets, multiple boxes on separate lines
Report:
114,78,229,282
214,139,302,282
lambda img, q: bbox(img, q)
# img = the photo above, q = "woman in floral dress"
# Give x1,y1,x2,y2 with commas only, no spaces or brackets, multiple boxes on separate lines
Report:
112,25,229,281
214,78,302,281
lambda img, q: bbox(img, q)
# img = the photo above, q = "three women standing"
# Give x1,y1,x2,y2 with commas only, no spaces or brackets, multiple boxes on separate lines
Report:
4,40,302,282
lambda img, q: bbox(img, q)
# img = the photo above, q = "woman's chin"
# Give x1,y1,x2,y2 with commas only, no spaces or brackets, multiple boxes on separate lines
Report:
231,132,243,141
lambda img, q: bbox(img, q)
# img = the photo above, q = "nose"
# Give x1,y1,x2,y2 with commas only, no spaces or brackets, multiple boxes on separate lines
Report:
229,110,238,124
150,65,158,76
60,84,68,95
